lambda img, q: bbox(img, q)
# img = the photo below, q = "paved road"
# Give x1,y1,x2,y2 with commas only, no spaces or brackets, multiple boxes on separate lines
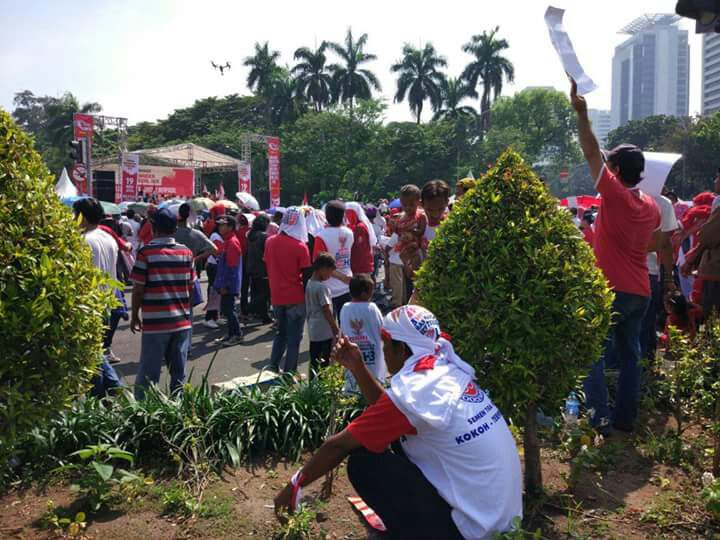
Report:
109,281,311,390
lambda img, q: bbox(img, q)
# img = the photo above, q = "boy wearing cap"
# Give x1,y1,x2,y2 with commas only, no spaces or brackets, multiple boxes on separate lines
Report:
130,207,195,398
213,215,244,346
571,80,661,435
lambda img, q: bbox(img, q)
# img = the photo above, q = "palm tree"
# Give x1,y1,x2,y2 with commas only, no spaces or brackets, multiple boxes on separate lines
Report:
292,44,333,112
268,69,307,126
461,26,514,133
390,43,447,124
243,41,282,96
327,28,381,111
432,78,478,122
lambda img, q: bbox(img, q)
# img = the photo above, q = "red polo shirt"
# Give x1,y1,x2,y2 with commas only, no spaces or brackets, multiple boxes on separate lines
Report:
593,166,660,297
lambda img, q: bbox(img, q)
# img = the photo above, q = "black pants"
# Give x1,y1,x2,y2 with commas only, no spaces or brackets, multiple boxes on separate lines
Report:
205,263,218,321
309,339,332,378
250,275,272,322
703,280,720,319
347,447,463,540
332,293,352,323
240,263,250,316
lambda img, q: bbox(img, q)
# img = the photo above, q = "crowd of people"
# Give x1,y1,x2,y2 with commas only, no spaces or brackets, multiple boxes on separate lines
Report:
64,78,720,538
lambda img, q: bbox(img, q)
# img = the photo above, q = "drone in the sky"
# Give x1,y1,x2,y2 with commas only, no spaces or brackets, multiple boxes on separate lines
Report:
211,61,231,76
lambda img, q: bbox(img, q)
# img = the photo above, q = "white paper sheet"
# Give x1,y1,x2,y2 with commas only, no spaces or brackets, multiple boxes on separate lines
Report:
545,6,598,95
637,152,683,197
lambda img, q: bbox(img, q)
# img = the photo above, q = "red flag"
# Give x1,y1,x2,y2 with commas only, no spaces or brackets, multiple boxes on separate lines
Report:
302,191,308,206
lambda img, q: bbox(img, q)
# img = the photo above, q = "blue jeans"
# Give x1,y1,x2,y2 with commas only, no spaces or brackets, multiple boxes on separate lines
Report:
584,291,650,429
640,275,661,362
135,329,191,399
90,356,123,397
270,303,306,373
221,294,242,338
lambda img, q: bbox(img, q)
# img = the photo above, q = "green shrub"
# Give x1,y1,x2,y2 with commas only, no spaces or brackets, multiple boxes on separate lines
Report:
415,149,612,494
9,373,363,483
0,110,114,458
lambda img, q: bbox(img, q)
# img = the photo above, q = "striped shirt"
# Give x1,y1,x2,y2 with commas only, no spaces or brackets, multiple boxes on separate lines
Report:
131,237,194,334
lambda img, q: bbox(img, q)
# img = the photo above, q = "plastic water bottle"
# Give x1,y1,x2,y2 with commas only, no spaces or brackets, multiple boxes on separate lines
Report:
564,392,580,426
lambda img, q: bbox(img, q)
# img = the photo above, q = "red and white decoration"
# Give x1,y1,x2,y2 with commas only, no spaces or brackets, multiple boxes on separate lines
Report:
72,113,93,194
120,153,140,202
267,136,281,207
237,160,251,194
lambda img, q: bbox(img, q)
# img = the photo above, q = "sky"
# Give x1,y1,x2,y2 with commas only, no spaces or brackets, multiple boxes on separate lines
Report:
0,0,705,126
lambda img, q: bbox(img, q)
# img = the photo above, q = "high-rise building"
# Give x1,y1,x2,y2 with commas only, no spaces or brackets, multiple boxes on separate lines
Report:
702,33,720,115
611,14,690,129
588,109,612,147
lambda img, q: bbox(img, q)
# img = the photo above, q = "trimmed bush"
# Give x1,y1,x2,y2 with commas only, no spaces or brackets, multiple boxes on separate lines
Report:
0,109,113,457
415,149,612,494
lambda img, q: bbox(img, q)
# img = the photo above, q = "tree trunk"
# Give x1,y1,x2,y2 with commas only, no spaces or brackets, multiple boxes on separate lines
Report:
523,402,543,497
417,102,423,124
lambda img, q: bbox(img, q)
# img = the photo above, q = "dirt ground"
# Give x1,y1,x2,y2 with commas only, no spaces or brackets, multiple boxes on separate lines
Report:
0,424,717,539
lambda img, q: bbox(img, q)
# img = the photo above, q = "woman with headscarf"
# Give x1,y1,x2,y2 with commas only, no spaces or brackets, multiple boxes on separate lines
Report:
345,202,377,275
274,305,522,539
264,207,311,373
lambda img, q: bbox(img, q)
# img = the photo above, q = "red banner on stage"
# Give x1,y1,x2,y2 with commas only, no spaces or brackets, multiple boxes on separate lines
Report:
267,136,281,207
120,153,140,202
238,160,251,194
72,113,93,193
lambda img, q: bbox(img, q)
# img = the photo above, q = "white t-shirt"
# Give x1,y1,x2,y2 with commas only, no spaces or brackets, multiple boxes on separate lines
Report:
316,226,354,298
207,232,223,265
387,233,402,265
395,381,523,538
372,215,386,241
121,217,141,253
84,228,118,280
647,195,678,276
340,301,386,393
424,223,440,244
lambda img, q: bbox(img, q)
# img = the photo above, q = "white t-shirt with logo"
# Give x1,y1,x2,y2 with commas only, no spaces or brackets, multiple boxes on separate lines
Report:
84,228,118,280
398,381,522,538
647,195,678,276
316,226,354,298
340,301,386,393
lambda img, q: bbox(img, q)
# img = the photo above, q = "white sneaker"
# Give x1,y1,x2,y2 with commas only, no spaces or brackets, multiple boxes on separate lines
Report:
203,320,219,329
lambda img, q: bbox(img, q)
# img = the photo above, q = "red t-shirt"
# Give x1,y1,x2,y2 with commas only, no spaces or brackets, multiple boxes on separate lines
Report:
582,227,595,247
350,223,373,274
139,221,153,245
347,393,417,453
593,167,660,297
264,233,311,305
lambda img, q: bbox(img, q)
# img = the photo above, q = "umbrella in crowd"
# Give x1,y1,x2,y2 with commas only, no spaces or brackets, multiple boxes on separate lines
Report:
236,192,260,211
189,197,215,212
127,202,151,216
100,201,122,216
213,200,239,212
389,198,402,209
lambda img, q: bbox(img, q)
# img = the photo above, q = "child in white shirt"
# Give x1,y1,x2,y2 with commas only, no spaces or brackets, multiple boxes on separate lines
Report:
340,274,386,394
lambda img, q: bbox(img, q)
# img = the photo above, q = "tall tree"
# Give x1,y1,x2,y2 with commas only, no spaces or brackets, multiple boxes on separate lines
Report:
390,43,447,124
12,91,101,174
327,28,381,111
243,41,282,96
268,69,307,127
244,41,282,129
461,26,514,134
292,43,333,112
432,78,478,122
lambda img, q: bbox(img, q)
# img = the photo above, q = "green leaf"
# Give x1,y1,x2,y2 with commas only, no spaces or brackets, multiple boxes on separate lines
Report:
91,461,114,481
